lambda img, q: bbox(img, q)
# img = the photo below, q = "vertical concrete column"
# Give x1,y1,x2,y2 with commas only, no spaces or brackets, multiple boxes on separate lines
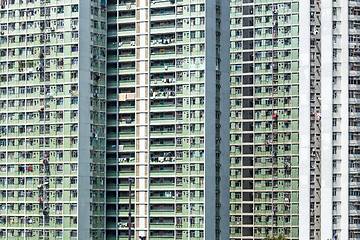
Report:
135,0,149,239
299,0,311,239
320,0,334,238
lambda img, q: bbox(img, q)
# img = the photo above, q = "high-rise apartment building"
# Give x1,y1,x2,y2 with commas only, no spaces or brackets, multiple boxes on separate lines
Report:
229,0,360,240
105,0,230,239
0,0,359,240
300,1,356,239
0,0,230,239
0,0,107,239
229,1,300,239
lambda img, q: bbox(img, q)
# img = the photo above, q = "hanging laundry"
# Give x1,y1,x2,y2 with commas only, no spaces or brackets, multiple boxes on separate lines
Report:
317,112,321,122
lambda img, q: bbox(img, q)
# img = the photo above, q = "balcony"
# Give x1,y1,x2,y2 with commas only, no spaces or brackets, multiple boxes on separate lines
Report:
150,131,176,137
149,222,175,229
150,144,175,151
150,182,175,190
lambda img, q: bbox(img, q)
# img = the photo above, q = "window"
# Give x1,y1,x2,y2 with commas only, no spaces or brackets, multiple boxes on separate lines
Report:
57,33,64,40
71,177,77,184
56,99,63,105
55,217,62,225
71,71,78,79
332,146,338,155
70,190,77,198
332,118,337,127
56,164,63,172
71,19,78,26
71,97,78,104
56,230,63,237
57,6,64,14
56,190,63,198
70,204,77,211
333,133,337,141
72,5,79,12
71,58,78,65
56,20,64,27
332,188,337,196
56,85,63,92
72,31,78,39
71,45,78,52
56,46,63,53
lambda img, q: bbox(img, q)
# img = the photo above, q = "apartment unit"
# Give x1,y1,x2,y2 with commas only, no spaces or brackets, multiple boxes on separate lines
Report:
105,0,230,239
0,0,106,239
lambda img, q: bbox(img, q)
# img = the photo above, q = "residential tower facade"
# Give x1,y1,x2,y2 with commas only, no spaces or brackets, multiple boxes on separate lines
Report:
105,0,230,239
0,0,106,239
229,0,360,240
230,0,300,239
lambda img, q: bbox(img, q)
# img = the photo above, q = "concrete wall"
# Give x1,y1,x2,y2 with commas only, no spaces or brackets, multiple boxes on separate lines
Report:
78,1,92,238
